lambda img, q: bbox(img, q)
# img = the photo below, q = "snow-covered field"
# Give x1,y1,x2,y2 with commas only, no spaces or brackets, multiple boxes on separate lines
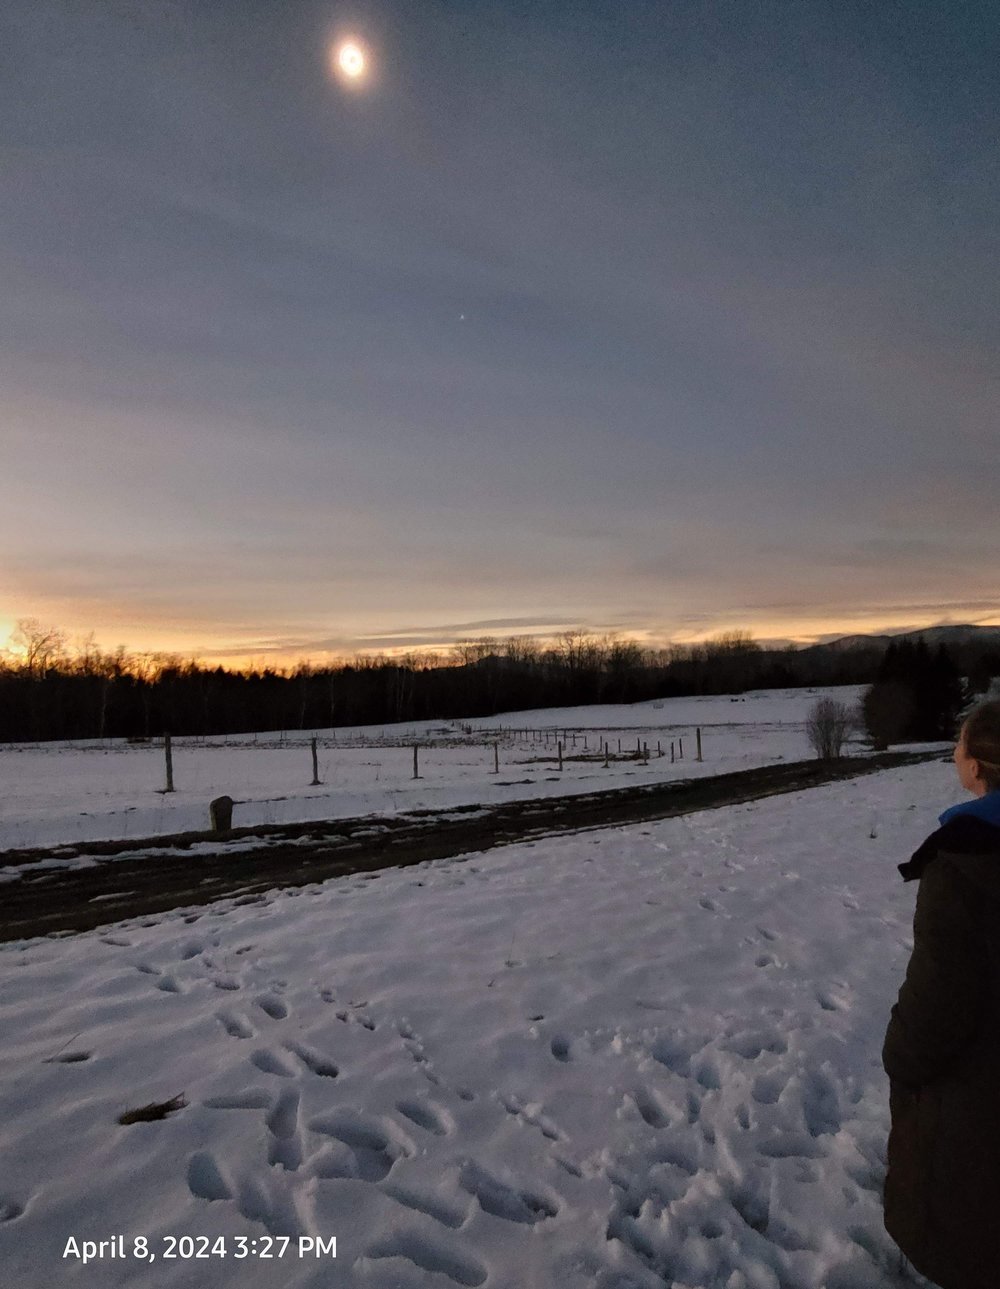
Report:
0,727,952,1288
0,687,868,851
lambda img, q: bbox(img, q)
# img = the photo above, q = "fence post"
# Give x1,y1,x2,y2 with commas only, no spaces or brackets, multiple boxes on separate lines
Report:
558,741,563,772
696,727,702,761
164,732,174,793
679,737,684,759
604,741,610,768
413,745,420,779
493,742,499,775
310,737,321,785
671,742,675,763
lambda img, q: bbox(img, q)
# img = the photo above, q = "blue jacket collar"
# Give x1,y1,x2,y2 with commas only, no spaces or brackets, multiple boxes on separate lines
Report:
939,789,1000,829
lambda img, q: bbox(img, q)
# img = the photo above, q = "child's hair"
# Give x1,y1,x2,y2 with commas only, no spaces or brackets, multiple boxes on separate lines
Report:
962,700,1000,791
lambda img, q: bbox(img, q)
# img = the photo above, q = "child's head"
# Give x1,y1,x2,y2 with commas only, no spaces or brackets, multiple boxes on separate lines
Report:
954,700,1000,794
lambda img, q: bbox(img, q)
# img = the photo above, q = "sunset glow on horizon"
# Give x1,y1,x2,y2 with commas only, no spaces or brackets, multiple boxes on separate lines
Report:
3,2,997,671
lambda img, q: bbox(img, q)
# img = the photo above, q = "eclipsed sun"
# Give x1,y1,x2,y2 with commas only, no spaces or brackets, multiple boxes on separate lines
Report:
335,40,367,82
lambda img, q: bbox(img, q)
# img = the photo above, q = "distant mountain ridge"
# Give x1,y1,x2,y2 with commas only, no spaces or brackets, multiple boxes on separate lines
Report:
800,624,1000,653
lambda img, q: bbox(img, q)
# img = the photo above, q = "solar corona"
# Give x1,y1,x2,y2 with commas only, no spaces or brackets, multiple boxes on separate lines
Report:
335,40,366,82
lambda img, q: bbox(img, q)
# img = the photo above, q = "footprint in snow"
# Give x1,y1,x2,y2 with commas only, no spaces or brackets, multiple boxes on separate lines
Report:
250,1048,298,1078
236,1176,271,1225
722,1031,787,1060
187,1152,232,1202
800,1067,842,1137
308,1110,412,1183
255,993,288,1020
285,1041,338,1078
816,984,852,1012
43,1050,91,1064
630,1085,671,1130
363,1231,487,1287
652,1133,701,1176
381,1182,467,1229
458,1160,559,1225
698,896,720,912
693,1056,722,1090
498,1093,564,1142
156,975,182,994
216,1010,254,1039
758,1130,826,1160
266,1088,303,1171
0,1198,24,1222
396,1098,453,1136
336,1007,375,1030
549,1035,571,1063
649,1034,697,1077
751,1071,785,1106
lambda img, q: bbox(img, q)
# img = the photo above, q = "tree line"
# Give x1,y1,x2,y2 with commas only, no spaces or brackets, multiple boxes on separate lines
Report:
1,619,996,745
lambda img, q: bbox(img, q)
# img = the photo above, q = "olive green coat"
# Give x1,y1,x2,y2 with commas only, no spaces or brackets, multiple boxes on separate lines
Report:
882,814,1000,1289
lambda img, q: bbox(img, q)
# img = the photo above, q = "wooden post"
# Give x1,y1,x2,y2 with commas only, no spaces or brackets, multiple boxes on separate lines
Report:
604,741,610,768
657,741,662,757
558,741,563,771
679,737,684,759
696,727,702,761
643,742,649,762
413,745,420,779
164,732,174,793
637,737,641,755
671,742,675,763
618,738,621,753
310,737,321,785
493,742,499,774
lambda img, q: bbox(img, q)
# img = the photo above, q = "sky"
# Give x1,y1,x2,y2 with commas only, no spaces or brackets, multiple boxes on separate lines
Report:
2,0,998,665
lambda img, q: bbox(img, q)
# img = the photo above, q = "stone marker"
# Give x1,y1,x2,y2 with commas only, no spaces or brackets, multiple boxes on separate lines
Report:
210,795,234,833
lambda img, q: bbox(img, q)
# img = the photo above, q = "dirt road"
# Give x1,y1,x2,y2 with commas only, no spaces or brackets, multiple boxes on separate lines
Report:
0,750,941,943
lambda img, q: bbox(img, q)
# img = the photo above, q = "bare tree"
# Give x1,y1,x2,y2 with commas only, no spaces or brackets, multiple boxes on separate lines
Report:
806,697,853,759
11,618,66,678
